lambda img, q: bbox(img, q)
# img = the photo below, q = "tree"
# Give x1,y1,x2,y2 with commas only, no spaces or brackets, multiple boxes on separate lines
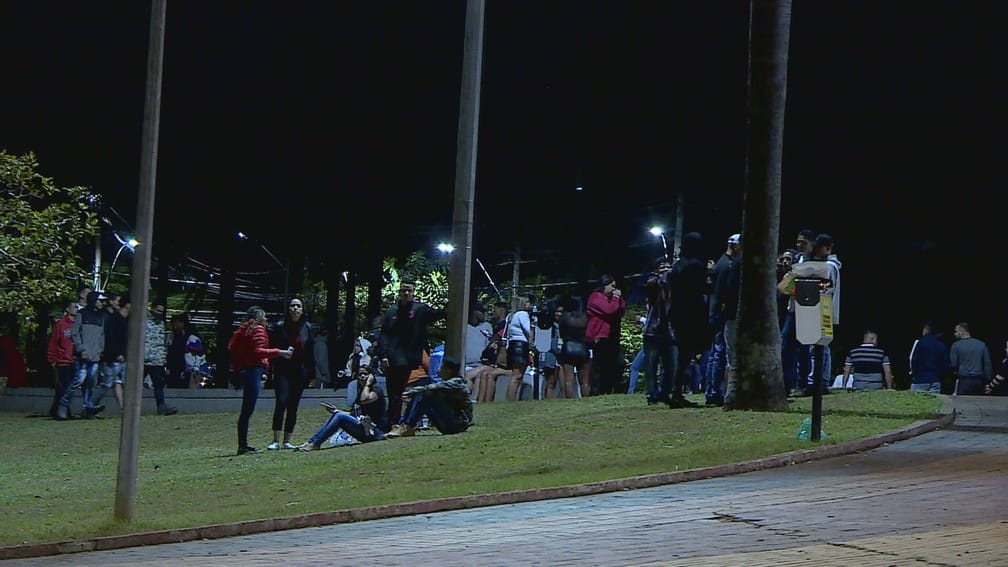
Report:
725,0,791,411
0,150,97,337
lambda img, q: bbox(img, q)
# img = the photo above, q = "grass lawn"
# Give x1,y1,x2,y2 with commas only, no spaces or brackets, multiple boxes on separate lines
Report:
0,390,942,547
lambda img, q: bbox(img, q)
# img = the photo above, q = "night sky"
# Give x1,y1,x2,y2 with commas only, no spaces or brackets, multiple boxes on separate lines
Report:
3,1,1005,367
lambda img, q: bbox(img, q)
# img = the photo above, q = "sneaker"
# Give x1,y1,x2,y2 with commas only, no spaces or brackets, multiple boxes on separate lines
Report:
282,442,297,450
266,442,281,451
386,424,414,438
237,445,259,455
157,405,178,416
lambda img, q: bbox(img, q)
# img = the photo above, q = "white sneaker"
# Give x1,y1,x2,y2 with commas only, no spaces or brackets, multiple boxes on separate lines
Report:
266,442,281,451
283,442,297,450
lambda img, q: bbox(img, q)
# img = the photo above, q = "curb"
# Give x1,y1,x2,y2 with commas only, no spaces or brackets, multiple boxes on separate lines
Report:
0,412,955,561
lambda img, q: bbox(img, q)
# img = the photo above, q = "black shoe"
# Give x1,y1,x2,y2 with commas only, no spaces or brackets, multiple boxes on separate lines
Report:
237,445,258,455
91,404,106,415
158,405,178,416
677,397,701,408
705,396,724,407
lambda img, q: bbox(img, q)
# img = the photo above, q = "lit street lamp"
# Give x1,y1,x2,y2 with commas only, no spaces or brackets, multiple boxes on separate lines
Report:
649,226,669,259
102,233,139,290
436,242,503,301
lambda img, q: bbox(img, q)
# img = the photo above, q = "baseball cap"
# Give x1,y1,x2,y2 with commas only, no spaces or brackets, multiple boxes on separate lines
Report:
727,233,741,245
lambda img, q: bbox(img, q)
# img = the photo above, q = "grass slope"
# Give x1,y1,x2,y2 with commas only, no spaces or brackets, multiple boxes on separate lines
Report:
0,391,942,547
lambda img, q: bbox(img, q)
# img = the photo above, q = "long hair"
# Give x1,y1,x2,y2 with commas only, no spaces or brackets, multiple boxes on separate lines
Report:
239,306,266,334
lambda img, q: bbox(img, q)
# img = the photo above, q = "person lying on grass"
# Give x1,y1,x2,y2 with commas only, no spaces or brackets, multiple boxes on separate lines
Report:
386,356,474,438
296,368,388,451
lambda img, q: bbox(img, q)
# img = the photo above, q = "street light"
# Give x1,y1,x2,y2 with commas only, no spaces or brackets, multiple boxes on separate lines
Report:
649,226,669,259
436,242,502,301
102,233,139,291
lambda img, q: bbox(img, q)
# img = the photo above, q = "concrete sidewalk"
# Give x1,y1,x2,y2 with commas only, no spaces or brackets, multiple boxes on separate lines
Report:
3,395,1005,565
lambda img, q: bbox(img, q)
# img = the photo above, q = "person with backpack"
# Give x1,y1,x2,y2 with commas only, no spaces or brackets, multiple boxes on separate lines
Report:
228,306,292,455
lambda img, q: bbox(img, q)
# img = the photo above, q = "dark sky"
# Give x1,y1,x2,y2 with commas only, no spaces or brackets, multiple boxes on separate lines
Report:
3,1,1005,362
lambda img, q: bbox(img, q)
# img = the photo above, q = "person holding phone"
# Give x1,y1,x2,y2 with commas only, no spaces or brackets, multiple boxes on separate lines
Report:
296,368,388,451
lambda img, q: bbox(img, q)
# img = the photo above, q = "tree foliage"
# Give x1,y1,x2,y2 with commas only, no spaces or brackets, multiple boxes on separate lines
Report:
0,150,97,335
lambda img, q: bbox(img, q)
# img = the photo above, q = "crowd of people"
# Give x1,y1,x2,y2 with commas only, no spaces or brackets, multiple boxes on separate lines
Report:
38,230,1007,455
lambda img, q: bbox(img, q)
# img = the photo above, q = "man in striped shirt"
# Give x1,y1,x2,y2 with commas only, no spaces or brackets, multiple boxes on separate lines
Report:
842,331,893,391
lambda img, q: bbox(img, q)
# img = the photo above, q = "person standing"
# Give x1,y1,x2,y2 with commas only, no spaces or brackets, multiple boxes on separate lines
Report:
60,290,106,420
504,295,533,401
144,300,178,416
842,331,893,391
780,229,816,396
706,233,741,407
93,295,129,410
376,280,445,426
47,300,77,420
643,257,674,405
665,232,709,408
950,322,992,395
229,306,291,455
984,341,1008,396
267,297,317,450
909,322,948,394
585,274,626,396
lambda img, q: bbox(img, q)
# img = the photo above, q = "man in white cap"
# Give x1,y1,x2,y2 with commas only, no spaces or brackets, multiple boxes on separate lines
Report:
704,233,741,406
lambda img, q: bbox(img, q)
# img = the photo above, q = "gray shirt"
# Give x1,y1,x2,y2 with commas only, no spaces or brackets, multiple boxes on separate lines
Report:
950,337,992,379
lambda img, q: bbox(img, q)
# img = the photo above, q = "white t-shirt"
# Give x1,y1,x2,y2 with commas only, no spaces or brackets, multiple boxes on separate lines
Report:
506,311,532,343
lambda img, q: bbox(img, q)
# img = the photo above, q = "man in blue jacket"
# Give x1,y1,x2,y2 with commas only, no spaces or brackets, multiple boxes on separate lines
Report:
909,322,948,394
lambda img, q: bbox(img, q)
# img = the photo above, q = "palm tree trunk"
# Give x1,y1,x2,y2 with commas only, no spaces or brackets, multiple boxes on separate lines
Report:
726,0,791,411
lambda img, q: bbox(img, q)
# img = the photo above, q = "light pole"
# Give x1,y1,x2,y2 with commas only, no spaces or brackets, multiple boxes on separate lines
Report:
102,233,139,291
649,226,669,259
237,231,289,300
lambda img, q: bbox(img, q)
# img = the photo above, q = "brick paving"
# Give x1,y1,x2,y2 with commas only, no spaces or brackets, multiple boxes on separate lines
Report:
4,396,1006,566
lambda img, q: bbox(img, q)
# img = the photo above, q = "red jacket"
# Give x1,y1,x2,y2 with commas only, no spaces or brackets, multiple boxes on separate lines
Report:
585,291,626,342
47,315,75,366
228,323,281,372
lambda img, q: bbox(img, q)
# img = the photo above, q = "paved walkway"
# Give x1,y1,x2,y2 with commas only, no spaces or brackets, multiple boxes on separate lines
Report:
5,396,1006,566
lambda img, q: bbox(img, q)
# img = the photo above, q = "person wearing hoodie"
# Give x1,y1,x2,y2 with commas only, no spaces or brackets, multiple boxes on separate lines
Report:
341,336,380,406
59,290,106,420
585,275,626,396
144,300,179,416
47,299,77,419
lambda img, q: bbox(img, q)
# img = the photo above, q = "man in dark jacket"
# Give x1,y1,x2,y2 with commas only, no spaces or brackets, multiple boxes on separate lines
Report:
909,322,948,394
642,256,674,405
386,357,473,438
664,232,710,408
376,280,445,425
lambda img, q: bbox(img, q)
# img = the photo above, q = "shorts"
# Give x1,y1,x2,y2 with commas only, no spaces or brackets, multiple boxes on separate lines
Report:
507,340,530,369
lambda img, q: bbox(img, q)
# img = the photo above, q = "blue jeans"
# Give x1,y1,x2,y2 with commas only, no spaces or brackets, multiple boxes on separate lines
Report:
643,335,677,403
704,330,726,402
308,412,383,446
92,361,125,406
780,312,810,394
403,395,467,434
910,382,940,394
237,367,263,449
60,360,99,412
627,349,645,394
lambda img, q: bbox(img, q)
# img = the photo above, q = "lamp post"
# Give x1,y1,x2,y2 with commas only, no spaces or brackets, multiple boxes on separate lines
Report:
102,233,139,291
649,226,669,259
237,231,289,299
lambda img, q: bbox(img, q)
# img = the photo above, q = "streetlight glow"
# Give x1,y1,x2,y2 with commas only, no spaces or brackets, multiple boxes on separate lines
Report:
436,242,456,254
648,226,663,237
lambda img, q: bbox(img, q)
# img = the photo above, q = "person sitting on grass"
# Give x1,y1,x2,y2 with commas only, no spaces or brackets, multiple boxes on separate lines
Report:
296,368,388,451
386,356,473,438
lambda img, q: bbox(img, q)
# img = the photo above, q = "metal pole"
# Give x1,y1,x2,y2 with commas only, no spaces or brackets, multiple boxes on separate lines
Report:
93,234,102,290
475,257,502,300
445,0,485,363
116,0,166,522
511,245,520,311
672,193,685,258
811,344,823,441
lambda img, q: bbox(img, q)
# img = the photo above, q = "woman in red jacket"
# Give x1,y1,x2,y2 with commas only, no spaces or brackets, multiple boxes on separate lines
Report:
229,306,291,455
585,274,626,396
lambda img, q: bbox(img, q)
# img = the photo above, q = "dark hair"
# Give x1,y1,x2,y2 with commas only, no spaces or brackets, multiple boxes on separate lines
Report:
595,274,615,292
441,356,461,372
798,229,816,241
654,256,670,269
814,233,834,249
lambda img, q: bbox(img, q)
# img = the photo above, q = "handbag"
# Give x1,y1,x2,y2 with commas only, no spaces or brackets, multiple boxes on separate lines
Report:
561,340,588,361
